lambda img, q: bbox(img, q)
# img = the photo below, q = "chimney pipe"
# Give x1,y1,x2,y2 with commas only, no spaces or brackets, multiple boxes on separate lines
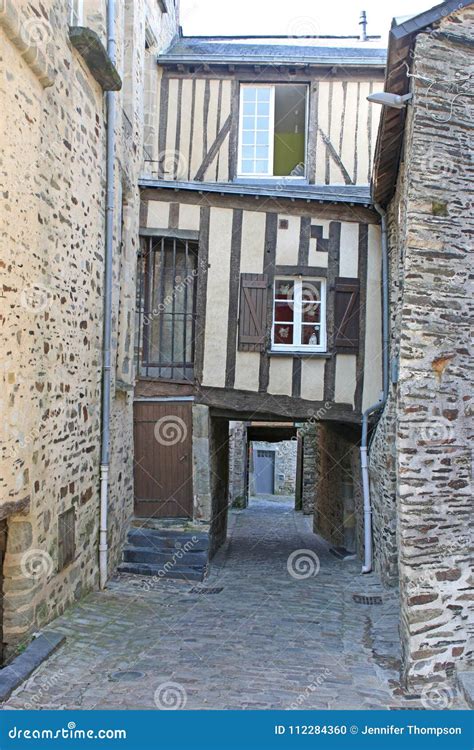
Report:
359,10,368,42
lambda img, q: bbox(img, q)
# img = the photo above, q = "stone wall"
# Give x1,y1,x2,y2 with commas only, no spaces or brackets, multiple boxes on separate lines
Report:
301,427,317,514
370,6,474,688
209,418,230,557
0,0,178,659
228,421,248,508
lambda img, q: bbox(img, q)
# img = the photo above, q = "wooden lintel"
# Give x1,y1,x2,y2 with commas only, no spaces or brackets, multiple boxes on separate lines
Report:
0,496,31,521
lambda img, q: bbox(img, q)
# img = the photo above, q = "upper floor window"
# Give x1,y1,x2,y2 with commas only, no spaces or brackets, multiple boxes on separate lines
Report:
70,0,83,25
238,84,308,179
272,278,326,352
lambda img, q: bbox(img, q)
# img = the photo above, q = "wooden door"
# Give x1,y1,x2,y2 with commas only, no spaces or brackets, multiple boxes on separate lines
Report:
134,402,193,519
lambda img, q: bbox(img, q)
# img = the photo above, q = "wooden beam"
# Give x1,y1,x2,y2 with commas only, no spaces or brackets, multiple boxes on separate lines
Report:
140,188,379,224
196,385,359,423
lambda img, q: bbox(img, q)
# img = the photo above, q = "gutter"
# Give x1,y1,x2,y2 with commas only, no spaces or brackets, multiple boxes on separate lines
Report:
360,202,389,574
99,0,117,590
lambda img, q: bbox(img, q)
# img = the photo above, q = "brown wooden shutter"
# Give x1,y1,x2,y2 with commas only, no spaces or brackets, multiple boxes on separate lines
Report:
238,273,268,352
334,277,360,352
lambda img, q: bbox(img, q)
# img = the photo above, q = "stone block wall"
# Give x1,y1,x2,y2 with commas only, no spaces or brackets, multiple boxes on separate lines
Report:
370,6,474,688
0,0,178,659
228,421,248,508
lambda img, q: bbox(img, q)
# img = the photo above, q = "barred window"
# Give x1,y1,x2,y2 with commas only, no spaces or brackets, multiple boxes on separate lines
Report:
136,237,198,381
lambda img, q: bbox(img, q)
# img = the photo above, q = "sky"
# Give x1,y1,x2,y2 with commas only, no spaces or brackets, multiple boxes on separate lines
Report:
179,0,437,40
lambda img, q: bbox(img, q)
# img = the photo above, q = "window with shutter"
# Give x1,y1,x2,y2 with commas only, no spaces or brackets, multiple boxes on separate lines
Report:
238,273,268,352
334,277,360,353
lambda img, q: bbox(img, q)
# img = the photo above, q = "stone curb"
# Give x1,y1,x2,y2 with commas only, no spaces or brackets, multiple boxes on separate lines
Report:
456,671,474,709
0,631,66,703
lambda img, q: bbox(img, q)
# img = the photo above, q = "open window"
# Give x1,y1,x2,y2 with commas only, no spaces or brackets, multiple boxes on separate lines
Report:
272,278,326,353
238,84,308,178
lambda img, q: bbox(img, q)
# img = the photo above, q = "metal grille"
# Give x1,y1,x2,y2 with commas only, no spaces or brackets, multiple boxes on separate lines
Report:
58,508,75,570
353,594,383,605
136,236,198,381
188,587,224,595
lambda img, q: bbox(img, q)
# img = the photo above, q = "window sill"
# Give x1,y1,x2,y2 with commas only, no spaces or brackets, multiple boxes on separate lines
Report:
69,26,122,91
268,350,331,358
234,177,309,185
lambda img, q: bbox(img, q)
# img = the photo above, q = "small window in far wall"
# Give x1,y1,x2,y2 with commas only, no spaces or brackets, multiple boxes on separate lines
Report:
272,277,326,352
70,0,84,25
238,84,307,178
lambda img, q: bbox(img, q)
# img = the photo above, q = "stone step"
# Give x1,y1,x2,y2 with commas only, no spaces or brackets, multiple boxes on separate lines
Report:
117,562,205,582
131,518,204,533
127,528,209,552
123,545,208,567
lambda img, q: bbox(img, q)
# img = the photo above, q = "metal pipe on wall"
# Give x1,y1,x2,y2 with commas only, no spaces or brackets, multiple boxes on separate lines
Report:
360,202,389,574
99,0,117,590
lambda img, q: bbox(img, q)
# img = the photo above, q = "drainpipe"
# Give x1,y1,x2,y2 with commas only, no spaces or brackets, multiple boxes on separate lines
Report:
99,0,117,589
360,202,389,574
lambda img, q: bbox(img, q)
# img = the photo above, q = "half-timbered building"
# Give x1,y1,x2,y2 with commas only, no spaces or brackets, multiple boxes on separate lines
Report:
121,32,388,575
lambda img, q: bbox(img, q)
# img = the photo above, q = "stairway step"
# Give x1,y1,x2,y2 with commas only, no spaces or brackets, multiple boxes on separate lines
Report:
127,529,209,552
118,562,205,581
123,546,208,567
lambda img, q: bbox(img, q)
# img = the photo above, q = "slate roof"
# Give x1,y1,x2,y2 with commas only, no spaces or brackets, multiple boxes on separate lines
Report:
138,178,372,206
158,36,387,68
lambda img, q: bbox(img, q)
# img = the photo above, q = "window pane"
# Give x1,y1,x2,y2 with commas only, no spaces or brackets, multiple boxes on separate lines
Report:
256,116,269,130
243,87,257,102
255,160,268,173
303,303,321,323
243,116,255,130
275,280,294,300
257,88,271,102
301,280,321,303
241,160,254,173
257,102,270,115
301,325,320,346
274,324,293,345
241,146,254,160
243,102,256,115
273,84,307,177
256,132,269,146
242,131,254,145
274,302,294,322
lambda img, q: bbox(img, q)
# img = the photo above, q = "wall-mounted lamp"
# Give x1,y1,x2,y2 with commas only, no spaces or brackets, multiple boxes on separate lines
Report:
367,92,413,109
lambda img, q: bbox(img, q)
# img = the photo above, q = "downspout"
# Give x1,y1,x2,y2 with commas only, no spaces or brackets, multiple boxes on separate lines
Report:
360,202,389,573
99,0,117,589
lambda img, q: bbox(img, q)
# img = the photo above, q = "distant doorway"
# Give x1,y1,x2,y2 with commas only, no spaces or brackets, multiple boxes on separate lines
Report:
254,449,275,494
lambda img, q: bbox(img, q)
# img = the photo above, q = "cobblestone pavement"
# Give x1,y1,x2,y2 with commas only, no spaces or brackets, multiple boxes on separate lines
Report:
4,500,466,710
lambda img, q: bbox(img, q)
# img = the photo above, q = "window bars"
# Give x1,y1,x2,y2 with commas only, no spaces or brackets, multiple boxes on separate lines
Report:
136,236,198,381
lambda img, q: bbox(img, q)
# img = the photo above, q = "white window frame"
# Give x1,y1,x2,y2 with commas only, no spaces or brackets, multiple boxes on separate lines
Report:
271,277,327,353
70,0,84,25
237,83,308,180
